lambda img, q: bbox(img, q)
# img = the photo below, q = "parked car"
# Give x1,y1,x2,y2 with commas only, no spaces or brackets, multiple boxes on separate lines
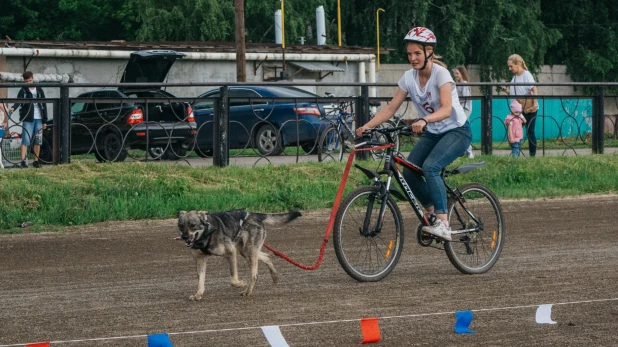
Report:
39,50,196,163
192,86,332,156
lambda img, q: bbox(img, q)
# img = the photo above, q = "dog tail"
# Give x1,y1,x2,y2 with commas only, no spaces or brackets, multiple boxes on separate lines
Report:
260,211,302,226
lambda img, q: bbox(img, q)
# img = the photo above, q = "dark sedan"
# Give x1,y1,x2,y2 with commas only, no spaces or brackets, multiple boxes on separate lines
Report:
39,50,196,163
192,86,332,156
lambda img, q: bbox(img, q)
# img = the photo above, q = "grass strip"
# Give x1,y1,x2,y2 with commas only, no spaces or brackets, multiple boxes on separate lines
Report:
0,154,616,232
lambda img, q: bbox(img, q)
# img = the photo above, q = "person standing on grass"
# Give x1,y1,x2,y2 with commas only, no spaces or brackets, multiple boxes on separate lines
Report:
355,27,471,241
454,65,474,158
505,100,526,157
500,54,538,157
10,71,48,168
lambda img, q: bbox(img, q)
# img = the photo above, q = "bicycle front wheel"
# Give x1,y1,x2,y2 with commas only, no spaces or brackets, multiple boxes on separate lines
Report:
334,186,404,282
318,125,345,162
445,183,505,274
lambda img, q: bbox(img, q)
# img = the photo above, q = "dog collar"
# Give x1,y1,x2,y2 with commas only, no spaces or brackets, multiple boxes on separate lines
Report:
192,226,217,254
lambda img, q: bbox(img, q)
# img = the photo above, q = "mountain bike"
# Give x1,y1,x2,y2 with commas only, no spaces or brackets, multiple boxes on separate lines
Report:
333,125,505,282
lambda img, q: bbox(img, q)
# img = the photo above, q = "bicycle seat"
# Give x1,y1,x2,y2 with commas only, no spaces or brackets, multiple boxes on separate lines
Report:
369,100,381,107
446,161,486,175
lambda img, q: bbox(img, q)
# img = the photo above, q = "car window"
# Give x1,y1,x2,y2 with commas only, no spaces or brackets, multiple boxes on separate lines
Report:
193,92,219,110
88,91,117,111
106,91,123,108
71,102,85,113
229,89,266,107
266,86,319,98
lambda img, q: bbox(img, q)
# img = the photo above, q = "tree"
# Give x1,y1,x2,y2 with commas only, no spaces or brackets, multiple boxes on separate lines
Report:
128,0,235,41
542,0,618,83
0,0,137,41
337,0,560,81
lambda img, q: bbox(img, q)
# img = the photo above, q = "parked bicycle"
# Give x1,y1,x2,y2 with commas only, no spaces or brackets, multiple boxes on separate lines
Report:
333,125,505,282
318,97,400,162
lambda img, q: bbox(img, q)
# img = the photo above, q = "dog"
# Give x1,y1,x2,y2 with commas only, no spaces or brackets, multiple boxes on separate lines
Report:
177,209,301,300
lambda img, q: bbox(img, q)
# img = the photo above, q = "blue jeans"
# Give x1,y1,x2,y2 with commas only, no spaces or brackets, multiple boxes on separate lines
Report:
21,119,43,146
403,122,472,214
524,111,537,157
510,141,521,157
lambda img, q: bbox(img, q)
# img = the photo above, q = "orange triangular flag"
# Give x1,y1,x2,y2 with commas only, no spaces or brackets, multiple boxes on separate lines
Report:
26,343,50,347
359,317,381,344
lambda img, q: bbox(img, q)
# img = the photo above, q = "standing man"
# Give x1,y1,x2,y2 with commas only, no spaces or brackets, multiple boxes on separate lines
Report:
10,71,48,168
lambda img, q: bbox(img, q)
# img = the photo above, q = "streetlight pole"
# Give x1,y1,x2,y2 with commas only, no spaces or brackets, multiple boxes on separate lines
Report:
337,0,342,46
280,0,285,49
280,0,286,76
376,8,385,72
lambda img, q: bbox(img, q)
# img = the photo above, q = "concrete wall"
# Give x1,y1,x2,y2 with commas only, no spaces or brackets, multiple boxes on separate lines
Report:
376,64,618,119
2,55,615,122
1,56,363,124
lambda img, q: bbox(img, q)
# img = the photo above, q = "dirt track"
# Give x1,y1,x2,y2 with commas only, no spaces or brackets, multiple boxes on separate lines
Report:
1,196,617,346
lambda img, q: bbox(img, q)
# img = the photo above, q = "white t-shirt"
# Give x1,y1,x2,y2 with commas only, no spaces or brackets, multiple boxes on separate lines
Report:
509,70,535,97
456,81,472,118
398,64,467,134
29,87,42,120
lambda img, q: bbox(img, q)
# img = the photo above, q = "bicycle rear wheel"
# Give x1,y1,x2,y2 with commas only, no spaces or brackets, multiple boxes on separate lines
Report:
334,186,404,282
444,183,505,274
318,125,345,162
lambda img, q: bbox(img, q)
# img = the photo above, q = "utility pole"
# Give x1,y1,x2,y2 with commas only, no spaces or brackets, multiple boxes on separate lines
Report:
235,0,247,82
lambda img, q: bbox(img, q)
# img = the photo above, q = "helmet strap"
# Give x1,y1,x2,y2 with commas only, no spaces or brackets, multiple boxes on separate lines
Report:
420,46,434,70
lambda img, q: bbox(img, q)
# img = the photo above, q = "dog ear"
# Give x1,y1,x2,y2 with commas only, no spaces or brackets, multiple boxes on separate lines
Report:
197,211,209,224
178,211,187,218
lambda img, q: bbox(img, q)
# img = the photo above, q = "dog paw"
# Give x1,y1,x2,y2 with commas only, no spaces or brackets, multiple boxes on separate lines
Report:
240,291,252,297
231,279,247,288
271,273,279,284
189,294,203,301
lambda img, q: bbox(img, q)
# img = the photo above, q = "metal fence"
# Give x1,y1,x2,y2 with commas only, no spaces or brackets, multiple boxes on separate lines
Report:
1,81,616,168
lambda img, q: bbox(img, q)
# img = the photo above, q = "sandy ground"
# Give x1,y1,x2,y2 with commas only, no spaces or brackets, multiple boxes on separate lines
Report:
0,196,617,346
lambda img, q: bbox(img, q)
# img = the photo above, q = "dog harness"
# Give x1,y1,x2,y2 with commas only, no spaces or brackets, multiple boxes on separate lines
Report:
192,212,246,255
192,222,217,255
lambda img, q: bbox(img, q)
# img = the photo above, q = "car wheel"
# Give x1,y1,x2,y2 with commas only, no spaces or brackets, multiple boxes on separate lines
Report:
254,124,283,156
148,147,166,160
101,132,127,162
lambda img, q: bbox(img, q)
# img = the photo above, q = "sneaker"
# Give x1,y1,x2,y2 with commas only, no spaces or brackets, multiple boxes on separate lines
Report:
465,150,474,159
422,219,452,241
33,161,41,168
20,160,28,168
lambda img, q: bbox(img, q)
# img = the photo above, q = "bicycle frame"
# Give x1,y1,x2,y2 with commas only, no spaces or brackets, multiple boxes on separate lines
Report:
348,132,483,237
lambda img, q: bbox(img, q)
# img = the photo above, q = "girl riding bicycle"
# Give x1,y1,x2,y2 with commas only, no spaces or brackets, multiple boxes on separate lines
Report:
355,27,472,241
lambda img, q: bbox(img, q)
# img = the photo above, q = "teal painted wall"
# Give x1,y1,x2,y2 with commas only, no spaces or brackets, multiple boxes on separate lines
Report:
467,98,593,144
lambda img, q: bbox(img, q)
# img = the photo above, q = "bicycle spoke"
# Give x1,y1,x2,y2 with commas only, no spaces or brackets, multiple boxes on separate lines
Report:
334,186,404,282
445,183,505,274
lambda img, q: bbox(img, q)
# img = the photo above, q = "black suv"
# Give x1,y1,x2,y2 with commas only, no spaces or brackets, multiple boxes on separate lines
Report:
40,50,196,162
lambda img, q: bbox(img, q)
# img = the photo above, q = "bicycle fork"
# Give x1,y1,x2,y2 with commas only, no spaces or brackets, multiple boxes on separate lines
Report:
360,176,392,237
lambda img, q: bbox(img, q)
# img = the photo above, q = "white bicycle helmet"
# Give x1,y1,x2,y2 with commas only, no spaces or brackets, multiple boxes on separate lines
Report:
403,27,437,70
403,27,437,46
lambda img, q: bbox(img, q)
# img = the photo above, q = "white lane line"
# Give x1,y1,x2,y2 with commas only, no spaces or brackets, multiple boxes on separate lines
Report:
1,297,616,346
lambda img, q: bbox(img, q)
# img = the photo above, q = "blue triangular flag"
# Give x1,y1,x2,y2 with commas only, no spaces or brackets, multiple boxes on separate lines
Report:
147,333,174,347
454,310,476,334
